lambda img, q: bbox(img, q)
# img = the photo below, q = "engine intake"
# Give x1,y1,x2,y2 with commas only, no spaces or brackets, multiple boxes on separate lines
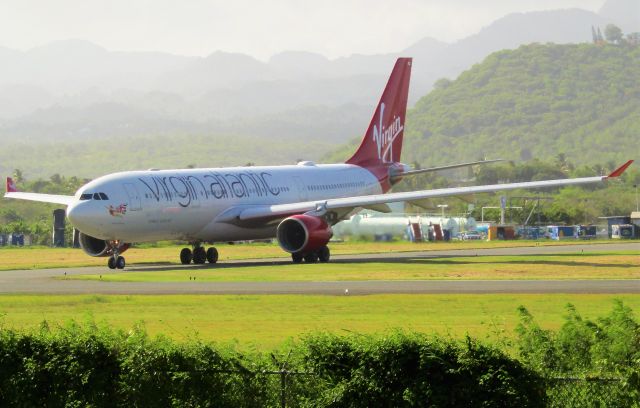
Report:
78,232,129,257
276,215,332,253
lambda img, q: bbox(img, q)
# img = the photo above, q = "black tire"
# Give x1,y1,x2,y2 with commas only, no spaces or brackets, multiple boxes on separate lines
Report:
206,247,218,264
116,256,125,269
304,252,319,263
291,252,303,263
108,257,116,269
318,246,330,262
180,248,192,264
193,247,206,264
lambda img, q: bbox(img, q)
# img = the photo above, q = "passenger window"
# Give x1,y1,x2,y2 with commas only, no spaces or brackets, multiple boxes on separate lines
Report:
93,193,102,200
99,193,109,200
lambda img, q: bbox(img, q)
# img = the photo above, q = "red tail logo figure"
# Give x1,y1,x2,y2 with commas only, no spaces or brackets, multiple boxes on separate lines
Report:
372,102,404,163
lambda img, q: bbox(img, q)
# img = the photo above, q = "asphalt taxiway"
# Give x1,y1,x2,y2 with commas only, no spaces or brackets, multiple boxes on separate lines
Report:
0,242,637,295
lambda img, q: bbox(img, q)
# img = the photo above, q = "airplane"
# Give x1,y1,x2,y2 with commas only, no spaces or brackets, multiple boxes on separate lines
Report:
3,58,634,269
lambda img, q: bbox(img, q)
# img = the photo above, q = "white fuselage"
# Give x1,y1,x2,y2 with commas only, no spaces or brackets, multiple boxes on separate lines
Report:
67,162,382,243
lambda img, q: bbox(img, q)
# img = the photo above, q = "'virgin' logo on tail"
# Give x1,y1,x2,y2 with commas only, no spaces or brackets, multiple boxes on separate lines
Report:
372,103,403,163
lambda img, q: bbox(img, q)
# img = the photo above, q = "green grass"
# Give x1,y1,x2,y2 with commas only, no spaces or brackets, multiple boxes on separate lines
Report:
0,294,638,350
0,239,628,271
65,251,639,282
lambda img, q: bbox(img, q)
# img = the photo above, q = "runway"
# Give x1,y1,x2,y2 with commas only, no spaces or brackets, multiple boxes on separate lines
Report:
0,242,638,295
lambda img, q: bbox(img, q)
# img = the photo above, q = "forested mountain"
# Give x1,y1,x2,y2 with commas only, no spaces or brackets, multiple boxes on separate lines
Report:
326,43,640,166
1,0,635,135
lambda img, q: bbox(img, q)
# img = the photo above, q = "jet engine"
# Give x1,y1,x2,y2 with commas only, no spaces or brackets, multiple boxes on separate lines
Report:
276,214,332,254
78,232,130,257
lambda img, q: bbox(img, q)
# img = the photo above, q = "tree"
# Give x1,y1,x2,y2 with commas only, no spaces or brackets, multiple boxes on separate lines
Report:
50,173,62,185
433,78,452,90
604,24,623,44
12,169,24,183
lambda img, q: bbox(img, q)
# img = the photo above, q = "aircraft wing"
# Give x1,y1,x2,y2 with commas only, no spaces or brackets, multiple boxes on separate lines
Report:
226,160,633,224
4,177,75,206
4,192,75,206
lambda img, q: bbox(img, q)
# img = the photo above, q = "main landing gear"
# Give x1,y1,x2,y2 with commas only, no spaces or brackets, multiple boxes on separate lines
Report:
291,246,330,264
180,243,219,265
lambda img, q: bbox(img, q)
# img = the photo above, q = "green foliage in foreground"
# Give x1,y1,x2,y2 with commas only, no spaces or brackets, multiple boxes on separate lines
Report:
517,300,640,378
301,333,544,407
1,302,639,406
0,323,544,407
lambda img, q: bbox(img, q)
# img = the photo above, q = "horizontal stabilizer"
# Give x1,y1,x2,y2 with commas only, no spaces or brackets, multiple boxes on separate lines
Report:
398,159,505,176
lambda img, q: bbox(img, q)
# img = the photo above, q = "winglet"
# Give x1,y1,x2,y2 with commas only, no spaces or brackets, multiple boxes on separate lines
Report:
607,160,634,178
6,177,18,193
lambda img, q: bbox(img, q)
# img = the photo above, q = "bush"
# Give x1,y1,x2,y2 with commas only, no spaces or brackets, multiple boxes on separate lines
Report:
300,331,546,407
516,300,640,376
0,324,547,407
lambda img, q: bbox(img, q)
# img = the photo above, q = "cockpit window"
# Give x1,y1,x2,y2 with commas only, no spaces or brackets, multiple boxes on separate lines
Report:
99,192,109,200
80,193,93,200
93,193,102,200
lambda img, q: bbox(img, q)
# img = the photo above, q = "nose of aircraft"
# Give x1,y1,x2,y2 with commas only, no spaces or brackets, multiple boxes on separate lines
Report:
67,201,96,231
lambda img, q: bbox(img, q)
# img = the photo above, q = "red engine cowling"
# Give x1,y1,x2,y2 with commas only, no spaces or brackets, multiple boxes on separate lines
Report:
78,232,130,257
276,215,332,253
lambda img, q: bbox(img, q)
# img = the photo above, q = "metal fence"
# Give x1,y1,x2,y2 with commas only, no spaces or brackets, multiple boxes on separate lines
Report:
546,377,636,408
166,369,637,408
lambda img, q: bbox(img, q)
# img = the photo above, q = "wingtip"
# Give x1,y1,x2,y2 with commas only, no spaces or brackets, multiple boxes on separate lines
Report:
607,160,634,178
6,177,18,193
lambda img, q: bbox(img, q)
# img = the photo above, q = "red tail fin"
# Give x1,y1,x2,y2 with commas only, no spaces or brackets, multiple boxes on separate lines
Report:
347,58,412,168
6,177,18,193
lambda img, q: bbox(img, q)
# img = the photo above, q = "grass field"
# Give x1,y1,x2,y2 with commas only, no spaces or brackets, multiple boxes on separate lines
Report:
0,294,637,349
66,251,640,282
1,241,637,350
0,239,631,271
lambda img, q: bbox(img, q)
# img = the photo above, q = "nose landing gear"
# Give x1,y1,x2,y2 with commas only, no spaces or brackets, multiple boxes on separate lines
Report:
106,241,126,269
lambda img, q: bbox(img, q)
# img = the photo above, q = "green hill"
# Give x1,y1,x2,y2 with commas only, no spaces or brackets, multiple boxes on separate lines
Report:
327,43,640,166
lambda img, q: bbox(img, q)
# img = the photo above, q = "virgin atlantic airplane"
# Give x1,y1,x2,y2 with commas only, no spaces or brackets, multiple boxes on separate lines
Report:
4,58,633,269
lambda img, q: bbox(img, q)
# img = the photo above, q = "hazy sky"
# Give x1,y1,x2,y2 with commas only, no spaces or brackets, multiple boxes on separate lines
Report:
0,0,604,60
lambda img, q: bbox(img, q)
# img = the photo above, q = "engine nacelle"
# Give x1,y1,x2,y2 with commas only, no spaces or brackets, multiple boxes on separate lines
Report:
78,232,130,257
276,214,332,253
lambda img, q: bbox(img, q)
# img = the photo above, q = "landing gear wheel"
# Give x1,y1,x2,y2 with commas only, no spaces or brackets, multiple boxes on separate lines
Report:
115,256,126,269
304,252,319,263
108,257,116,269
291,252,303,263
180,248,193,264
193,247,207,264
318,246,330,263
206,247,218,264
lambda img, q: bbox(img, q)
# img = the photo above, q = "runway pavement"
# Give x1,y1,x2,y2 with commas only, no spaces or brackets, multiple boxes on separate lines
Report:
0,242,637,295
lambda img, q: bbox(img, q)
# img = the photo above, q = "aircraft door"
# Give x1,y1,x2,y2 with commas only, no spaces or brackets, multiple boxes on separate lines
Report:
123,183,142,211
293,176,308,201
